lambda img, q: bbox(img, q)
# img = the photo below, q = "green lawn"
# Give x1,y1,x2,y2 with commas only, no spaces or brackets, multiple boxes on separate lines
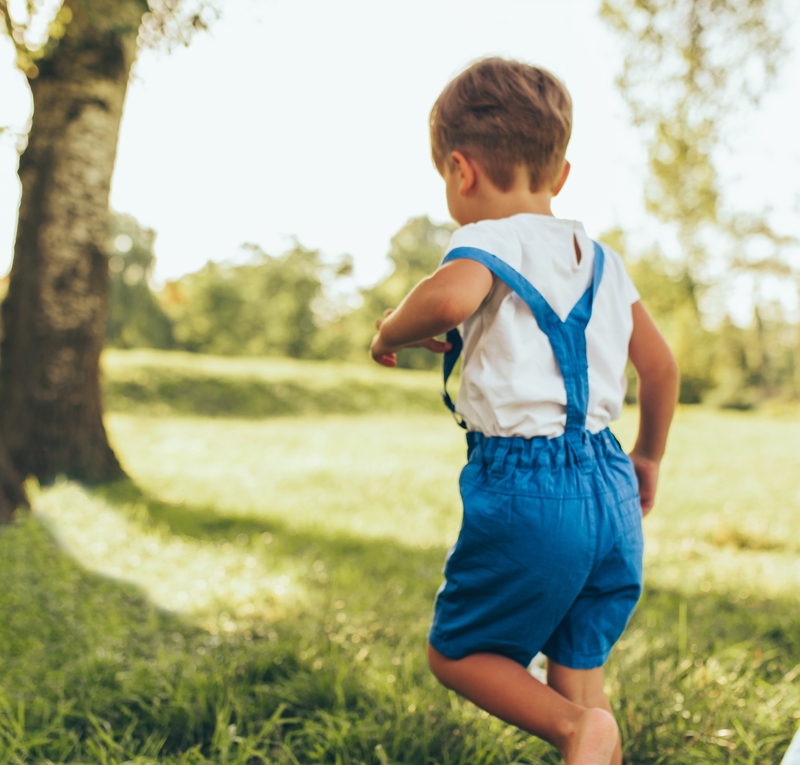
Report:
1,351,798,764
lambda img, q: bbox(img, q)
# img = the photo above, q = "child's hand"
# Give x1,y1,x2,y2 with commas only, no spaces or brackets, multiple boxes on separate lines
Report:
629,451,659,516
371,309,453,367
371,310,399,366
370,332,398,367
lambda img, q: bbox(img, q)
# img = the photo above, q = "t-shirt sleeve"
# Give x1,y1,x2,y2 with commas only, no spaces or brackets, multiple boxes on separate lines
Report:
603,245,640,305
623,266,640,304
442,220,522,270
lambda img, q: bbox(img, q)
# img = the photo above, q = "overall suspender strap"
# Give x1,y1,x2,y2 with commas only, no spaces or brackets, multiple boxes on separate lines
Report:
441,326,464,426
440,241,605,435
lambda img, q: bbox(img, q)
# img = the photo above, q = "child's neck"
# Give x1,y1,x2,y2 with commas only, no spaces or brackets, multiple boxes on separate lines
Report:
460,164,557,225
470,186,554,223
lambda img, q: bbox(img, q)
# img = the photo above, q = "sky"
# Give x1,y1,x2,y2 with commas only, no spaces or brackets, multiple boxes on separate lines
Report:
1,0,799,302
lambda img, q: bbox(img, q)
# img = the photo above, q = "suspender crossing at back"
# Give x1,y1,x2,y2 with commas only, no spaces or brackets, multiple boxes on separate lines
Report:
440,240,606,437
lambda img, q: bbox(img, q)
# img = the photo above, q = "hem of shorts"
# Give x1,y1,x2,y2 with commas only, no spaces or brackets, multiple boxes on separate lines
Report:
428,631,533,668
427,632,456,659
460,479,639,502
542,648,609,670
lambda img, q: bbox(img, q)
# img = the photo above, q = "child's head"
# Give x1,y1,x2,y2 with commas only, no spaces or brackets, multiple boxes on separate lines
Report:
430,58,572,195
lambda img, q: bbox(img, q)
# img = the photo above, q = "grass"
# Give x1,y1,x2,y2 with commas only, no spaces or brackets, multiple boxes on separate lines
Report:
101,350,445,418
1,350,799,764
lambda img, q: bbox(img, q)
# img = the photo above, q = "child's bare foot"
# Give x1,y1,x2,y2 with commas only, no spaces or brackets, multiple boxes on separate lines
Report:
560,707,618,765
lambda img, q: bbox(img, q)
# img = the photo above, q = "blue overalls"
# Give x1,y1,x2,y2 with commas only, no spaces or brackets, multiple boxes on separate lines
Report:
428,242,644,670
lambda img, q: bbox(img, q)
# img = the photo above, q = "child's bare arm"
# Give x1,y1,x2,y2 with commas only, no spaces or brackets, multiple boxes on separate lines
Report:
370,259,494,366
628,301,679,515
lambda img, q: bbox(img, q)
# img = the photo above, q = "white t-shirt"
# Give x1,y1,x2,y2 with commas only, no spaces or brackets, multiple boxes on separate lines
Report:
445,213,639,438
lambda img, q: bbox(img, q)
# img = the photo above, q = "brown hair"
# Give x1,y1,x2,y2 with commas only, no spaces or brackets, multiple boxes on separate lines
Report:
430,58,572,192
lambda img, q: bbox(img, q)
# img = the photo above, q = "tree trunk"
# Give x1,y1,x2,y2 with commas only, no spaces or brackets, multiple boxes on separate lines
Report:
0,29,137,492
0,435,28,523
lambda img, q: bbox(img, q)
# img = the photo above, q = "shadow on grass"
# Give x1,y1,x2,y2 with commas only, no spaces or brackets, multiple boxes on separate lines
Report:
95,478,800,654
1,479,798,764
93,478,447,601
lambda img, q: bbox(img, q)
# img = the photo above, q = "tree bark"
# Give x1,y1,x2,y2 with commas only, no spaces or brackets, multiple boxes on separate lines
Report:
0,28,137,491
0,435,28,523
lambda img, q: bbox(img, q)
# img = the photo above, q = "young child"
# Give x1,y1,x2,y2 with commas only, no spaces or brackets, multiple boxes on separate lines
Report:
369,58,678,765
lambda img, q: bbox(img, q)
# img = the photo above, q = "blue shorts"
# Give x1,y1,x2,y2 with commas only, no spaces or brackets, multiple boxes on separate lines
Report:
429,429,644,670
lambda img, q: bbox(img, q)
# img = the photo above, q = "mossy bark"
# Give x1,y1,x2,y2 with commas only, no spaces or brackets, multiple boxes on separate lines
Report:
0,28,137,510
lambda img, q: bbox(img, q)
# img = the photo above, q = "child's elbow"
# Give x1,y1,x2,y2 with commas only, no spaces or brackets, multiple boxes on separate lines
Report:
665,352,680,385
438,302,465,330
668,354,681,385
659,352,680,383
640,352,680,394
436,292,473,330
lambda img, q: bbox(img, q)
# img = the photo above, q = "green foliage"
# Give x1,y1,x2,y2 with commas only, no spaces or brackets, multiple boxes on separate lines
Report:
601,229,717,404
711,310,800,409
162,245,352,360
106,213,175,351
1,0,216,80
600,0,786,266
1,384,799,763
98,210,799,408
601,228,800,406
599,0,800,408
599,0,793,272
633,258,715,405
102,215,455,369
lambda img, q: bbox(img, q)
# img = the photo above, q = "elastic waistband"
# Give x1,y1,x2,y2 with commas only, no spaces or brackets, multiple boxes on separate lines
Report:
466,428,625,471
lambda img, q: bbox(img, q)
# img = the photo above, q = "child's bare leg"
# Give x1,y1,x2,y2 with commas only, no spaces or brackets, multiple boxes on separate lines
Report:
547,661,622,765
427,643,617,765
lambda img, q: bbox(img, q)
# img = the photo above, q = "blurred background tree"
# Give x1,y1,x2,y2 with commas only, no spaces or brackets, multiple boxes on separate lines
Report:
106,216,454,369
600,0,794,270
600,0,799,406
106,212,174,350
599,227,717,404
161,243,352,359
0,0,215,515
103,202,798,408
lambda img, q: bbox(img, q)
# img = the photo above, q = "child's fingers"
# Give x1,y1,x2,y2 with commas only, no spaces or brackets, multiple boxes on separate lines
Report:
375,353,397,367
637,467,657,516
421,339,452,353
629,454,658,516
405,338,453,352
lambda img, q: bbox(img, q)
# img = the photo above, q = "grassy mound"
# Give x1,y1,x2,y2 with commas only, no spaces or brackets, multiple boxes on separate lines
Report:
102,350,447,418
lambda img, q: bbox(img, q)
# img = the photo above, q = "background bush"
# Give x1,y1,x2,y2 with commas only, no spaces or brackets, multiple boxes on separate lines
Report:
103,214,800,406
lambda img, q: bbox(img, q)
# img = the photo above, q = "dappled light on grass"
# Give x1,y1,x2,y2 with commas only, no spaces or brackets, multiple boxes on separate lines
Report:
607,588,800,763
106,405,800,601
614,406,800,600
2,397,799,763
106,412,466,552
33,480,310,634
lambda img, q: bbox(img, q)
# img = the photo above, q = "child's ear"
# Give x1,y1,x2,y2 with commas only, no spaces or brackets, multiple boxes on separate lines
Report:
552,160,571,197
450,150,478,196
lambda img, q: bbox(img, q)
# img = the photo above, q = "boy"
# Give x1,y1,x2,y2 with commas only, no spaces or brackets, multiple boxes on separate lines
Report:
370,58,678,765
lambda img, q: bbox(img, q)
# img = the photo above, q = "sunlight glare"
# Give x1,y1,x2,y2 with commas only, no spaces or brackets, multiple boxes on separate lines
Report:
33,481,310,634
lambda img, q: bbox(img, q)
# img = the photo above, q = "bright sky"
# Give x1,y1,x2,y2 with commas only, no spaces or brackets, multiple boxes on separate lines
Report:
1,0,798,296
